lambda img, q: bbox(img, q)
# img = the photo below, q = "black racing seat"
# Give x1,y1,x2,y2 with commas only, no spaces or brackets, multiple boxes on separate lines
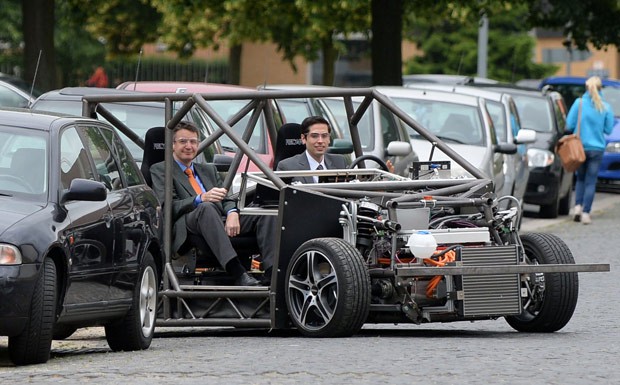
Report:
273,122,305,170
141,126,165,186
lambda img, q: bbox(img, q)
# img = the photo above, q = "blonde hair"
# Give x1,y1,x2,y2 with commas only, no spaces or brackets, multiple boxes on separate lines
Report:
586,76,604,112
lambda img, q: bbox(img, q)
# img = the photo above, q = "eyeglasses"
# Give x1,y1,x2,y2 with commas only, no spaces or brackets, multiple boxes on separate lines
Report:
174,138,199,146
305,133,330,140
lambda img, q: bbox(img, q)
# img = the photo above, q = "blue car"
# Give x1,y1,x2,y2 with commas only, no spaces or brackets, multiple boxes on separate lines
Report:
540,76,620,188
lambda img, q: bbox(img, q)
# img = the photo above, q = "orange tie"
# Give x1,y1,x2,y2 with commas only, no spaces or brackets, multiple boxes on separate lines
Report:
184,168,203,195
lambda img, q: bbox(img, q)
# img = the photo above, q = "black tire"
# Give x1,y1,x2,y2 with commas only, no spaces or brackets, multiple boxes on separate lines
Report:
52,324,78,340
285,238,370,337
505,232,578,332
348,154,389,172
105,252,157,351
9,258,57,365
558,187,572,216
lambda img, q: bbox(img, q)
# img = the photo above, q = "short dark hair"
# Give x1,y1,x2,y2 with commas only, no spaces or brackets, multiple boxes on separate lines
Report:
300,115,331,136
172,121,199,138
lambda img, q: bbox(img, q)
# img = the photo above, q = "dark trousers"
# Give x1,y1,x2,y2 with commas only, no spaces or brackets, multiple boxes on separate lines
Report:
186,202,277,270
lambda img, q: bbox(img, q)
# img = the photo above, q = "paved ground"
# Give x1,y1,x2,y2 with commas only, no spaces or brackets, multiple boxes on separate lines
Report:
1,191,618,384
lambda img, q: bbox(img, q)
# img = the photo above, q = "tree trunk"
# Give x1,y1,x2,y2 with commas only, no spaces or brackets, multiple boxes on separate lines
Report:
371,0,403,86
22,0,57,91
229,44,242,85
321,37,338,86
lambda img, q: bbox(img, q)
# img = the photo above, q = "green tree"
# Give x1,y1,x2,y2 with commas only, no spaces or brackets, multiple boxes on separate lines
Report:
403,3,557,82
150,0,371,86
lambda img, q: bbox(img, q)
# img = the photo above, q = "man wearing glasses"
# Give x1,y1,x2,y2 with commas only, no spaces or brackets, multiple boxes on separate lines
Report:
276,115,347,183
150,121,275,286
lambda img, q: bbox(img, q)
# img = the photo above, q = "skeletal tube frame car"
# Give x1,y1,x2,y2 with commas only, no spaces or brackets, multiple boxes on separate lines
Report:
80,88,609,337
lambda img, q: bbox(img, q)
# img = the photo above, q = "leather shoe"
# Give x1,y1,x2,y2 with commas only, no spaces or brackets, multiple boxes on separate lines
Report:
235,272,260,286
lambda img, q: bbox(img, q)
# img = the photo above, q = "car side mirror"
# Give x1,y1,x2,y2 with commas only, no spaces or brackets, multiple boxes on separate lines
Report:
328,139,354,154
61,178,107,204
494,143,518,155
514,128,537,144
386,141,412,156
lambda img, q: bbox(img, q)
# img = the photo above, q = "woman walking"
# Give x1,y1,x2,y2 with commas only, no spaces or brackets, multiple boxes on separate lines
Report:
566,76,615,224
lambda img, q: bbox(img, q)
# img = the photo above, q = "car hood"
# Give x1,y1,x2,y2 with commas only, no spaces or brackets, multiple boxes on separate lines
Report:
0,200,45,236
411,139,488,177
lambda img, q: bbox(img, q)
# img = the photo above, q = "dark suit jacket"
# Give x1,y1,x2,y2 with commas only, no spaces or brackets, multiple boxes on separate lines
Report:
276,152,347,184
150,161,236,252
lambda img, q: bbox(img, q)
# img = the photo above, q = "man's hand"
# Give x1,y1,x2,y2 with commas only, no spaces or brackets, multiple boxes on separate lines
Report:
225,211,240,237
200,187,228,203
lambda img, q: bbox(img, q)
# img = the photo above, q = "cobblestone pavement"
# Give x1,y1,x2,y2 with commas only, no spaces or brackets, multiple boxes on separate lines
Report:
1,194,618,385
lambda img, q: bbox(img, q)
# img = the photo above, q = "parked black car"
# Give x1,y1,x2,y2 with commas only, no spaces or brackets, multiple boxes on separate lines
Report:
0,108,163,365
470,84,573,218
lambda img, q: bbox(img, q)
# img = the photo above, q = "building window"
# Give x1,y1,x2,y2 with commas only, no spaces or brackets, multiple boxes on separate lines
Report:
542,48,592,63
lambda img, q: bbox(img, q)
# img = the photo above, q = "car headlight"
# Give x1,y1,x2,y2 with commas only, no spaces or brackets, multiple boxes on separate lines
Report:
0,244,22,265
527,148,554,167
605,141,620,153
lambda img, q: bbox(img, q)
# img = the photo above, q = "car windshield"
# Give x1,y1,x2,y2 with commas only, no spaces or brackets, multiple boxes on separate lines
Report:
391,98,486,146
32,99,220,164
206,100,266,153
510,95,554,133
320,99,374,150
548,83,620,117
0,128,47,199
33,100,164,162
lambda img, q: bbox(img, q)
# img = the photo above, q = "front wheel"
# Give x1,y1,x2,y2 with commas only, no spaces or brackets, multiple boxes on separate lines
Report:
285,238,370,337
9,258,57,365
505,233,578,332
105,252,158,351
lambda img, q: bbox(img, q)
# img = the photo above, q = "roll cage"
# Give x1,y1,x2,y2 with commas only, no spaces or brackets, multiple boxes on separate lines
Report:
79,88,609,332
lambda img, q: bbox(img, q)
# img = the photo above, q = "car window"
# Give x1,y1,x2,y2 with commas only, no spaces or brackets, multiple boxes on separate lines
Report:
100,126,144,187
379,105,400,146
0,84,29,108
277,99,312,123
391,98,485,146
486,101,506,142
603,87,620,113
80,125,123,191
511,95,554,133
0,128,47,197
60,126,95,189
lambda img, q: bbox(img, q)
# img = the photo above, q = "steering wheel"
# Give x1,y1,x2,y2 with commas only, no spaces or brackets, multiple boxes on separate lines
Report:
0,174,35,193
348,154,390,172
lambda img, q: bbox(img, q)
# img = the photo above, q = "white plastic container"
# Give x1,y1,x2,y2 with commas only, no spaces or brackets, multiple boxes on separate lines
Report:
406,230,437,259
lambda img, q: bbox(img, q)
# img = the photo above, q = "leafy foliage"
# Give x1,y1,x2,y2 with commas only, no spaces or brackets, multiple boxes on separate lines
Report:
404,3,558,82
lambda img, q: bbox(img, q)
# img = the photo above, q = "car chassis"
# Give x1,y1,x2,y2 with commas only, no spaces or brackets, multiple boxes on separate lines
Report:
80,88,609,337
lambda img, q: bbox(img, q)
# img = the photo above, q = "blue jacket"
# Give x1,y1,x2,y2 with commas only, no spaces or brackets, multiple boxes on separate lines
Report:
566,93,614,151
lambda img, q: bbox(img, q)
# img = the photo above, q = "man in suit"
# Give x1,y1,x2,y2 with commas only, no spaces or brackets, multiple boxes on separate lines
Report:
150,121,275,286
276,116,347,182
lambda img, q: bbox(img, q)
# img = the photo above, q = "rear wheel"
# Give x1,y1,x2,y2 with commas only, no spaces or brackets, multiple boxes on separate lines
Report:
505,233,578,332
105,252,157,351
9,258,57,365
285,238,370,337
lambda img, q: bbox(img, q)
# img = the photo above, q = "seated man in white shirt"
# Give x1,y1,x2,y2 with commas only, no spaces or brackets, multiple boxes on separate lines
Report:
275,116,347,183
